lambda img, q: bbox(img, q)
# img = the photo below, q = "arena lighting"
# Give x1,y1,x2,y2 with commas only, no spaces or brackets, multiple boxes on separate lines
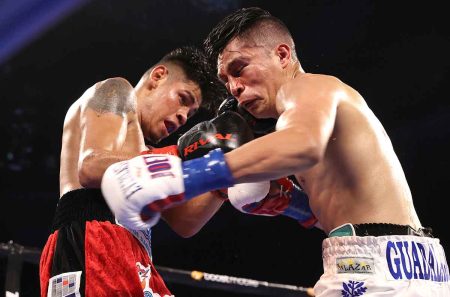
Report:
0,0,88,65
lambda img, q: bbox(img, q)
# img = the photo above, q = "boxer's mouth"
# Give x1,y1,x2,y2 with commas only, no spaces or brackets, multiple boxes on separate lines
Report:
164,120,177,134
242,98,258,110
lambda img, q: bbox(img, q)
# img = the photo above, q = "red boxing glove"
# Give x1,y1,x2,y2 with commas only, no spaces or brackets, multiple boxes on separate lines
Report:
244,178,293,216
240,177,318,229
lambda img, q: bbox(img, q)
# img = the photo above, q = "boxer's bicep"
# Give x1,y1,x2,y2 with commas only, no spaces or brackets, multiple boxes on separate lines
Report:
225,77,341,182
277,76,340,157
80,78,136,156
77,79,137,187
81,110,128,153
277,98,337,158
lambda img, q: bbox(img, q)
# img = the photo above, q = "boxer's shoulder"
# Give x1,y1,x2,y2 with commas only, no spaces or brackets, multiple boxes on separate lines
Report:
78,77,137,115
282,73,341,96
94,77,134,91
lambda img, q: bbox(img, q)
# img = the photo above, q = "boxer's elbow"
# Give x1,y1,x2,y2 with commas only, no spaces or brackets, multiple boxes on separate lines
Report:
162,211,202,238
79,167,100,188
170,221,202,238
302,145,322,167
79,155,102,188
174,225,200,238
289,142,322,171
277,128,324,171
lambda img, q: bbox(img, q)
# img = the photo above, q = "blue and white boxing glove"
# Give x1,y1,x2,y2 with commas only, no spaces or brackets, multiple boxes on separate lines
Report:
101,149,234,230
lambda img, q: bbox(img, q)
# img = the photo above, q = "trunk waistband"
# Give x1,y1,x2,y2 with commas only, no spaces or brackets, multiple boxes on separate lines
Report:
329,223,434,238
52,188,115,231
52,188,153,259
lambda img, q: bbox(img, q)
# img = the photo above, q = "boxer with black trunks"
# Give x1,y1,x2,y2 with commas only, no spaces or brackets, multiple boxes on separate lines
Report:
101,7,450,296
39,46,237,297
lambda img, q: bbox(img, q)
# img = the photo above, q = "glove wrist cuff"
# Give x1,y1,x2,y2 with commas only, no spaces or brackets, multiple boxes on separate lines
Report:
283,184,317,228
182,148,235,199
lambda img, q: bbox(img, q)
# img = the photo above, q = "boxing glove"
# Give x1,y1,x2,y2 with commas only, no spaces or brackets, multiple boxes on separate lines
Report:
101,148,234,230
217,96,277,137
229,177,318,228
177,110,254,160
141,145,179,157
176,110,254,200
101,111,255,230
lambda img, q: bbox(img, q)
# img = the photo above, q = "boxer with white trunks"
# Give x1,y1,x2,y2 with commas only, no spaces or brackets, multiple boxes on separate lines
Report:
101,7,450,296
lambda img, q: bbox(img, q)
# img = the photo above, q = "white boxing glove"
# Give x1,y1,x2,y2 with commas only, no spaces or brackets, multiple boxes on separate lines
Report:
229,177,319,228
101,154,185,230
228,181,270,212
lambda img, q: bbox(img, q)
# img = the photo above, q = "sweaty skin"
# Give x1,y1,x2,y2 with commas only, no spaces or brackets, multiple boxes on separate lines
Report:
59,72,222,237
60,77,144,195
218,39,421,234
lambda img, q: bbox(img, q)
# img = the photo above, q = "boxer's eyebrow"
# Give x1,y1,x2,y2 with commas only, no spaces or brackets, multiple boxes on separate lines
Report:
218,57,245,83
187,90,199,108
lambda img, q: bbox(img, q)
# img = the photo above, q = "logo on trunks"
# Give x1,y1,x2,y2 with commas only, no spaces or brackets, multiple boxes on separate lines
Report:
47,271,82,297
336,257,374,274
385,240,449,282
136,262,152,296
113,162,143,200
136,262,174,297
183,133,232,158
341,280,367,297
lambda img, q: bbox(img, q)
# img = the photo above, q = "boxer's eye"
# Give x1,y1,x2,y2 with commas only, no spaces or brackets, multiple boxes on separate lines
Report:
232,65,245,77
179,95,189,106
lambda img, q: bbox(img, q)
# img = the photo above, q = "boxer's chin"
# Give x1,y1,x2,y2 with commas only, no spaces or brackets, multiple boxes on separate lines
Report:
246,102,268,118
148,125,169,144
145,132,162,144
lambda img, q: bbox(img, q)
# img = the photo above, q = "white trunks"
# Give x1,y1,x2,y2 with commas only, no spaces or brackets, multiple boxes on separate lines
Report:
314,223,450,297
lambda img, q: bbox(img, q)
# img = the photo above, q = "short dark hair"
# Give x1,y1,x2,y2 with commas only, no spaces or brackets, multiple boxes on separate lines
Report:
158,45,227,111
204,7,295,68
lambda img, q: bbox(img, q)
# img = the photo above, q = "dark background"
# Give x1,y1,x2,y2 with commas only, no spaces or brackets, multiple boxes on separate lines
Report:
1,1,449,296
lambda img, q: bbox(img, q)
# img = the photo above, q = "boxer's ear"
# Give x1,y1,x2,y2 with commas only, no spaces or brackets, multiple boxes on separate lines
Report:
275,44,291,69
148,65,168,89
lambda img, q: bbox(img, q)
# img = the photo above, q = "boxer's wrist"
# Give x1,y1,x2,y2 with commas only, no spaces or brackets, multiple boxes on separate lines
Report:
182,148,235,200
211,189,229,201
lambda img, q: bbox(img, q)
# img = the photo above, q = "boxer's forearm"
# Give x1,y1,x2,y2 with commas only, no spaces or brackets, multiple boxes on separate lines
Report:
226,128,322,183
161,192,225,238
78,149,138,188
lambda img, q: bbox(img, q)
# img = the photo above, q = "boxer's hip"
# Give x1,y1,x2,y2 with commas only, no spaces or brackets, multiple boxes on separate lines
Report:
40,189,172,297
51,188,115,231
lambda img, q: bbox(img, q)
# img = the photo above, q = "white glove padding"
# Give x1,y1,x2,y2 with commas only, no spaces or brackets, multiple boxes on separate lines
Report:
101,154,185,230
228,181,270,212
